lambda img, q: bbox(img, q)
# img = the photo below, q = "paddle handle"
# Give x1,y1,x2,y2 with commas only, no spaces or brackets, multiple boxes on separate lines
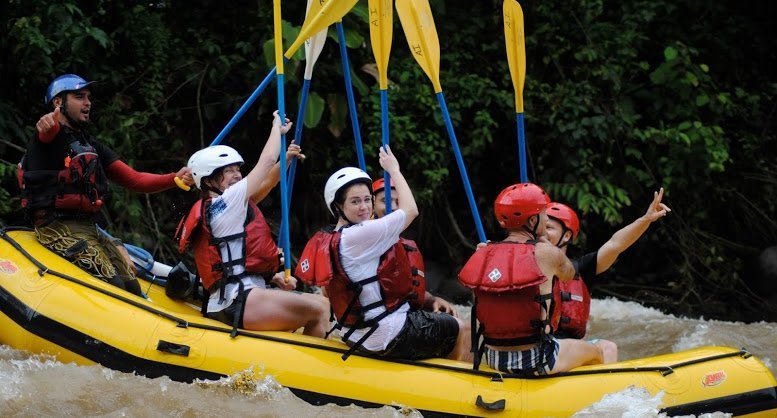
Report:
277,102,291,283
279,78,312,247
336,22,366,171
174,177,190,191
380,89,392,214
274,0,291,283
516,112,528,183
436,92,486,243
210,67,277,147
286,79,311,209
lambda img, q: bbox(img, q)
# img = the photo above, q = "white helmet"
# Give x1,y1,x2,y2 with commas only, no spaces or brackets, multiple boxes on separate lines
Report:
187,145,244,188
324,167,372,215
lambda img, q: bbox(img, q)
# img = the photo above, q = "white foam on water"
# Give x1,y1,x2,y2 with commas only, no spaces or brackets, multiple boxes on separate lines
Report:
591,298,676,322
572,386,735,418
572,386,663,417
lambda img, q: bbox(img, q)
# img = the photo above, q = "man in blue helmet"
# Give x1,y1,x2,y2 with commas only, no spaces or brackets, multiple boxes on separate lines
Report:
18,74,194,296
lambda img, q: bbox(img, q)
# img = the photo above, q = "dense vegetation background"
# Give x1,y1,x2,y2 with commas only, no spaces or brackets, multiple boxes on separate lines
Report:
1,0,775,321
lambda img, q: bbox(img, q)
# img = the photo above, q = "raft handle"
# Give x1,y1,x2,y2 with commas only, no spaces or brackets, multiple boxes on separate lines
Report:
660,367,675,376
476,395,506,411
156,340,191,356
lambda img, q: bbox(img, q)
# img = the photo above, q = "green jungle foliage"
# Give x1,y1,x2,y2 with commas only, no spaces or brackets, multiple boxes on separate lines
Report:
1,0,775,321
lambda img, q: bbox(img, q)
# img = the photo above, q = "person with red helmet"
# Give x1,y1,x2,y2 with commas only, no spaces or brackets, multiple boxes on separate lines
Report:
177,111,329,337
372,177,458,317
459,183,616,375
546,188,671,347
296,146,472,361
19,74,194,297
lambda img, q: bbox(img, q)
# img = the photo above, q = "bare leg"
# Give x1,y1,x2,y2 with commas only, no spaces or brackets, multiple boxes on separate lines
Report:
550,338,604,374
240,288,330,338
447,317,473,363
597,339,618,363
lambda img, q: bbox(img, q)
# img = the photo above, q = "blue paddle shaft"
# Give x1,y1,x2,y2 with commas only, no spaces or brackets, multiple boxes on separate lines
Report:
279,78,311,247
286,79,311,211
436,92,487,243
336,22,366,171
516,112,528,183
210,67,277,147
381,89,392,214
276,74,291,272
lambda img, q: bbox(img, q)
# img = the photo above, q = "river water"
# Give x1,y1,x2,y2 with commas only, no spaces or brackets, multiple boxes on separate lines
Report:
1,298,775,417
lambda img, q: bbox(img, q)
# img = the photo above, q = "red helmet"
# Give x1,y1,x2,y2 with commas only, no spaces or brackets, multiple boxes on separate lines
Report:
371,177,394,195
494,183,550,229
546,202,580,239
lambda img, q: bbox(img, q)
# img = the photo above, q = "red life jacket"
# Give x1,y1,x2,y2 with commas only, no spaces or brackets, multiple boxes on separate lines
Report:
176,198,280,292
295,227,417,328
556,274,591,339
18,134,107,217
458,242,561,346
388,238,426,309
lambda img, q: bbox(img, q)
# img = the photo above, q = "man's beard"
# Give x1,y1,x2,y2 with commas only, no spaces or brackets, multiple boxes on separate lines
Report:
62,101,90,128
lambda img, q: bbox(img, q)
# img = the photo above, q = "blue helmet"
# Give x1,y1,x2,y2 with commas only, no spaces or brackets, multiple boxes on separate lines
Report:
44,74,96,104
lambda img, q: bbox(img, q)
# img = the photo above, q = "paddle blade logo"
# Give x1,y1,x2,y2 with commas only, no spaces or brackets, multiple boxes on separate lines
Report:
0,259,19,275
702,370,727,387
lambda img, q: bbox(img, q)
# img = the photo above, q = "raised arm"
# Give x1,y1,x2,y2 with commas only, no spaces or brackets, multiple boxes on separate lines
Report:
250,143,304,203
596,187,671,274
535,240,576,281
244,111,291,199
378,145,418,230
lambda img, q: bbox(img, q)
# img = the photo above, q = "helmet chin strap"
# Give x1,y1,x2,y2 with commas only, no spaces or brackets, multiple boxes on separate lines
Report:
522,216,541,240
555,227,571,248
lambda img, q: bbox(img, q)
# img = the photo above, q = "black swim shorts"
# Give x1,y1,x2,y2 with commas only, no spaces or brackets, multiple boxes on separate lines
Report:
378,310,459,360
205,288,250,329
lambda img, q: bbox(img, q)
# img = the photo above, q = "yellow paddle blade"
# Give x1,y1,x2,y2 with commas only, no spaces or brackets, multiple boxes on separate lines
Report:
368,0,393,89
274,0,284,74
396,0,442,93
504,0,526,112
285,0,358,59
304,0,328,79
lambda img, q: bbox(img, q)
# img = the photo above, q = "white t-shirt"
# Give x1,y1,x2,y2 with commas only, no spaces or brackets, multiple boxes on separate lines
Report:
204,179,267,313
338,209,409,351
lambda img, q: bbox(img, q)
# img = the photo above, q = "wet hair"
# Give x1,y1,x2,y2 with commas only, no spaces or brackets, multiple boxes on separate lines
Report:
200,166,227,197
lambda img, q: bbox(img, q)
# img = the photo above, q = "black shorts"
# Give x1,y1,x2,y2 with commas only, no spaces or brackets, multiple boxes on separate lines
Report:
378,310,459,360
205,289,250,329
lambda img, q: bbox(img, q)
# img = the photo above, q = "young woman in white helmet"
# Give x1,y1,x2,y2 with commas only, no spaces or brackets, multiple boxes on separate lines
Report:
296,146,472,361
177,111,329,337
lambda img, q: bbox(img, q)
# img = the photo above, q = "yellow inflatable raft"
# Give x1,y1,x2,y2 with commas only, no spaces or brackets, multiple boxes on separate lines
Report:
1,229,775,417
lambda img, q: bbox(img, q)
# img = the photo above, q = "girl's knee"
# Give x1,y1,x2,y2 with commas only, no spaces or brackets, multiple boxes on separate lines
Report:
314,294,330,312
597,340,618,363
